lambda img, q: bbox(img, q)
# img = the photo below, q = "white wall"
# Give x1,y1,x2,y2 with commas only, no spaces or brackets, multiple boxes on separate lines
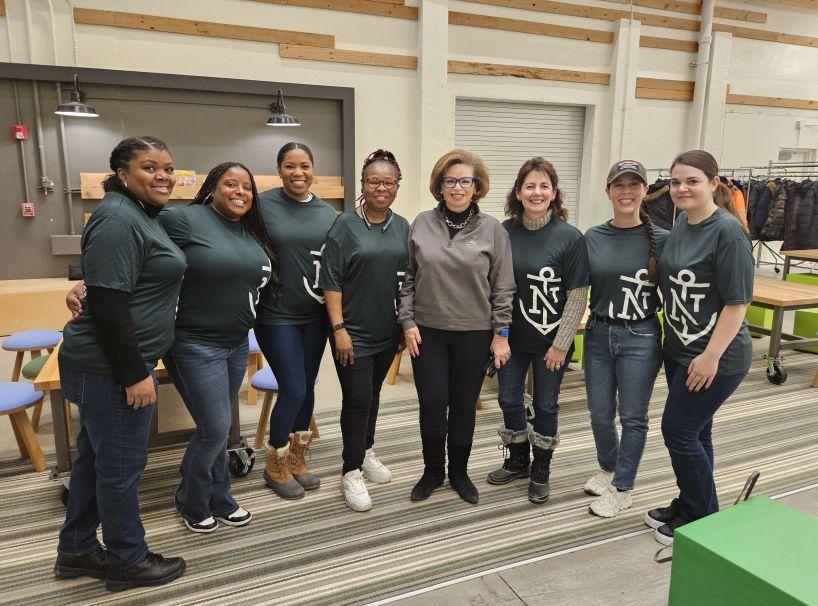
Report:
2,0,818,241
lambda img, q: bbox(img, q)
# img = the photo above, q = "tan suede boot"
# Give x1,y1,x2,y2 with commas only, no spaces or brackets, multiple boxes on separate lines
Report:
263,442,305,500
288,431,320,490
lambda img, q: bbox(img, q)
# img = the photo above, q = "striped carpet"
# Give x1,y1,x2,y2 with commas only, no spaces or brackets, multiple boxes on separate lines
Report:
1,354,817,606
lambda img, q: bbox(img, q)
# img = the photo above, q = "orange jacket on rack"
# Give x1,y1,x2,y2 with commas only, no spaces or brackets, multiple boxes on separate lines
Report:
732,188,749,231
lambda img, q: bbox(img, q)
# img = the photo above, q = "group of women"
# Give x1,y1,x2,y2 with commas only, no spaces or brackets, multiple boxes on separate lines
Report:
53,135,753,591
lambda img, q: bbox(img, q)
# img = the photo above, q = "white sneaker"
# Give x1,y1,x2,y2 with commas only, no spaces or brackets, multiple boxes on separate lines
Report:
341,469,372,512
583,469,614,496
589,484,633,518
362,448,392,484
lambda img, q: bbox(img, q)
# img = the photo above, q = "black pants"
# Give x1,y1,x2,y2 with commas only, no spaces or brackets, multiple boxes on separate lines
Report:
333,344,397,474
411,325,492,447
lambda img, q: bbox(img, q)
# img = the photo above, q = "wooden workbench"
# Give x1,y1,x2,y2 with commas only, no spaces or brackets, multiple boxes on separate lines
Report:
0,278,73,336
780,249,818,280
750,276,818,384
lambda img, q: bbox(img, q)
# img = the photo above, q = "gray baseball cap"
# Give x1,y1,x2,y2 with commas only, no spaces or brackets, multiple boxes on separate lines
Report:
607,159,647,185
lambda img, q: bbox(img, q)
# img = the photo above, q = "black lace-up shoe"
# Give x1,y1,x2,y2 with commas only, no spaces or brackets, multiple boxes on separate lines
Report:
54,546,107,579
105,551,186,592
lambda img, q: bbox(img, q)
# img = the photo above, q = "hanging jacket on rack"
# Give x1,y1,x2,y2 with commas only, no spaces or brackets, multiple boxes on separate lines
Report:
643,179,675,230
760,182,788,241
795,179,818,249
746,180,764,236
781,181,804,251
731,187,749,231
750,182,776,238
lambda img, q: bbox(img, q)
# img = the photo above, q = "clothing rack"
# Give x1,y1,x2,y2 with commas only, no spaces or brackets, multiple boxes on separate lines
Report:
741,162,818,272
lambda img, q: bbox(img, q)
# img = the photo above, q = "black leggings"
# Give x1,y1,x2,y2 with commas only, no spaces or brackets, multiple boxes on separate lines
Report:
333,344,397,474
411,325,492,447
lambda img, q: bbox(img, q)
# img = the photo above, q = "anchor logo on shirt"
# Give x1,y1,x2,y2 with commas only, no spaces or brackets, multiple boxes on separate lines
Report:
395,270,405,314
609,269,654,320
303,245,325,304
248,263,273,318
520,266,562,335
664,269,717,346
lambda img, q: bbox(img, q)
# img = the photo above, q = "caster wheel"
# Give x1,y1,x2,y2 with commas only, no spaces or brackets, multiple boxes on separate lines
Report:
61,486,69,507
229,448,255,477
774,267,781,274
766,363,787,385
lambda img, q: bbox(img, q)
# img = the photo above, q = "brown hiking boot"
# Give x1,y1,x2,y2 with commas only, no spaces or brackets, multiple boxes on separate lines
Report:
288,431,320,491
263,442,304,500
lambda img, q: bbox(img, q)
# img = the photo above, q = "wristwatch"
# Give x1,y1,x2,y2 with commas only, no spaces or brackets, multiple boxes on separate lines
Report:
496,328,510,337
332,322,346,332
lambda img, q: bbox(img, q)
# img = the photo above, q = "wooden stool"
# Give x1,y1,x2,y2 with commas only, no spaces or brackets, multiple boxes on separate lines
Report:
2,329,62,432
246,329,264,406
251,367,319,449
0,382,47,472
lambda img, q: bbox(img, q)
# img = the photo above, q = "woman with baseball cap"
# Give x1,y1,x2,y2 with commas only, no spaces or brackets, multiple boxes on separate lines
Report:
582,159,669,518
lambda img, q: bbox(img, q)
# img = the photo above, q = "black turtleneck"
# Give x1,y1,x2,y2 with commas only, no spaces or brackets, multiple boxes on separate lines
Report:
438,201,476,239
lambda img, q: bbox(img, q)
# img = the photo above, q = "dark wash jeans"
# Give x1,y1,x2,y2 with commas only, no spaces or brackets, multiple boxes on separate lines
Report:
497,344,574,438
255,320,328,448
331,343,396,474
583,316,662,491
57,359,157,569
662,354,746,522
411,325,492,447
163,338,248,521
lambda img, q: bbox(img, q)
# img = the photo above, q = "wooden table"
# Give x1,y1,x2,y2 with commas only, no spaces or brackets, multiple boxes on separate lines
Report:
0,278,74,336
34,345,245,476
750,276,818,384
780,250,818,280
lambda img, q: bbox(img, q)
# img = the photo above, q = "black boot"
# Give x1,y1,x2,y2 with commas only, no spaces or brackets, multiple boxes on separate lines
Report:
410,437,445,501
486,425,531,485
448,443,479,504
105,551,186,592
528,432,559,504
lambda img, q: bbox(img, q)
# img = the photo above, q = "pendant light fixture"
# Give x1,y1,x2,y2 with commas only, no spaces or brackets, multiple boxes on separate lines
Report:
55,74,99,118
266,89,300,127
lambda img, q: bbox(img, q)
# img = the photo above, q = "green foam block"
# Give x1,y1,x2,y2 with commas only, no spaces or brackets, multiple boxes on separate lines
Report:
669,496,818,606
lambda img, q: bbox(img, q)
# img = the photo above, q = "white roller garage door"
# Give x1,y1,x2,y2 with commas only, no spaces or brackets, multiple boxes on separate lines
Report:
454,99,585,224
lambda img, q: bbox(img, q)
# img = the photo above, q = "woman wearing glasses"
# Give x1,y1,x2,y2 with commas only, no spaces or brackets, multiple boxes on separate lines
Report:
320,149,409,512
399,150,515,505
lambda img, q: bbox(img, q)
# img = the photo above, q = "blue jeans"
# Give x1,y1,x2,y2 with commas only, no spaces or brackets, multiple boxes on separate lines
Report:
255,320,328,448
662,354,746,522
163,338,248,521
583,316,662,491
497,345,573,438
57,360,157,569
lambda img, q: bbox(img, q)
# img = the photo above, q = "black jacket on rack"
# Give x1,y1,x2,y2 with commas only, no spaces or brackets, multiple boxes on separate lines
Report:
794,179,818,249
643,179,676,230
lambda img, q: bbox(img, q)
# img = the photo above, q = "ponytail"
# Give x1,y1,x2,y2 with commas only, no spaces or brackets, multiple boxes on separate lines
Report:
714,182,740,221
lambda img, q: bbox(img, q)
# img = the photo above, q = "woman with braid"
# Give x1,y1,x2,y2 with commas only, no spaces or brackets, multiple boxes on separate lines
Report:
486,157,589,505
319,149,409,512
582,160,668,518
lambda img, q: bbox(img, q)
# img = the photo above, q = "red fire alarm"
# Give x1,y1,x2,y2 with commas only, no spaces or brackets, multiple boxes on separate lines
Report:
12,125,28,140
21,202,35,217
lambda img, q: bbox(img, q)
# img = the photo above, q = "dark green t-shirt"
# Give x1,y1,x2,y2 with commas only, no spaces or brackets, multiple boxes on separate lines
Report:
503,219,590,353
256,188,337,325
659,208,754,375
319,210,410,357
60,192,187,373
158,204,272,347
585,221,669,320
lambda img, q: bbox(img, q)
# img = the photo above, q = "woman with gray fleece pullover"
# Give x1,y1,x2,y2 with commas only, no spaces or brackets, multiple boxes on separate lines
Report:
486,157,589,505
398,149,516,505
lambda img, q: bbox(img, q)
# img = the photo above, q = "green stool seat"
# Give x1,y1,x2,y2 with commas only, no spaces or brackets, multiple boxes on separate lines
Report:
786,272,818,287
793,308,818,354
669,496,818,606
21,354,50,381
746,304,773,338
571,333,582,363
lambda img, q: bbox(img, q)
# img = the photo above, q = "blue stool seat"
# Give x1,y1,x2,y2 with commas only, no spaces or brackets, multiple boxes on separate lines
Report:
248,329,260,353
0,382,44,413
251,367,278,391
2,329,62,351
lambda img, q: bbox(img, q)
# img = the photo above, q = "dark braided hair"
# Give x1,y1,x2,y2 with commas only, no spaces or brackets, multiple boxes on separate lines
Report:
191,162,280,296
638,206,660,283
358,149,402,203
102,136,171,201
505,157,568,224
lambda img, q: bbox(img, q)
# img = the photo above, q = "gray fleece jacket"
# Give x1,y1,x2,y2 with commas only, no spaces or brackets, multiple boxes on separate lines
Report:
398,207,516,331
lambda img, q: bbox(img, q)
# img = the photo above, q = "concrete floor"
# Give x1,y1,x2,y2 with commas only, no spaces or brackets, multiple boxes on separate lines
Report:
383,486,818,606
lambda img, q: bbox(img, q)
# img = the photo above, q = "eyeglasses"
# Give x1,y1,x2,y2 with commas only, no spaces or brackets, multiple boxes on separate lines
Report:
363,177,398,190
442,177,475,189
